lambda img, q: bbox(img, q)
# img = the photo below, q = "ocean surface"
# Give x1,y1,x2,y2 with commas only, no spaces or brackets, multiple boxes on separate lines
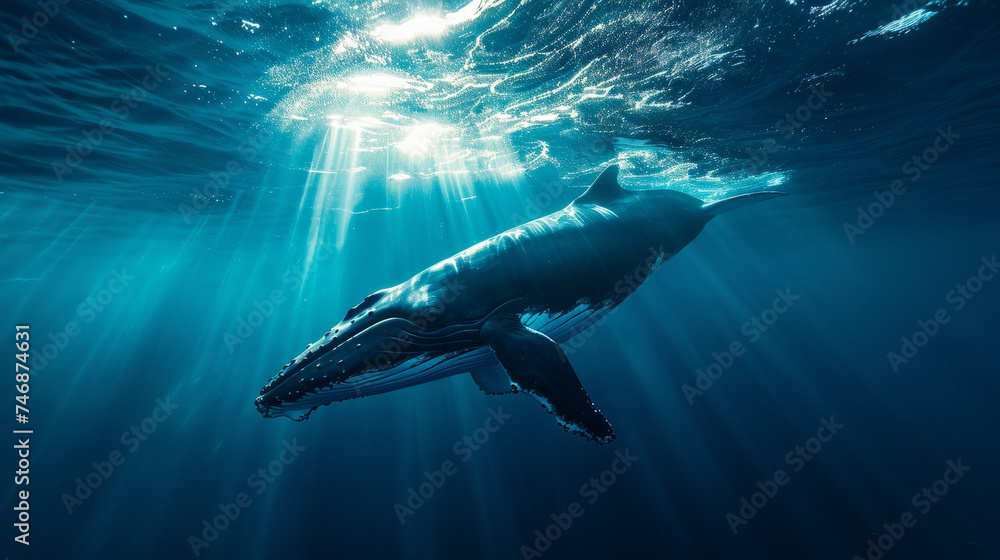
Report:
2,0,999,558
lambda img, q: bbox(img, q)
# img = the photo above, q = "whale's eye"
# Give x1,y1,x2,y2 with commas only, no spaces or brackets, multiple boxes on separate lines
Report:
420,305,443,322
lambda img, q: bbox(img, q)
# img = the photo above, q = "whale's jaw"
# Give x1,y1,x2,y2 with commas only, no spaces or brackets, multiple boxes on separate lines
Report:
255,315,489,420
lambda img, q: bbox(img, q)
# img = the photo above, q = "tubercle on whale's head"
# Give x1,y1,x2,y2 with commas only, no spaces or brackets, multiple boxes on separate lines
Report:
256,288,408,419
256,297,464,421
256,288,507,420
254,312,393,418
255,395,317,421
254,328,349,420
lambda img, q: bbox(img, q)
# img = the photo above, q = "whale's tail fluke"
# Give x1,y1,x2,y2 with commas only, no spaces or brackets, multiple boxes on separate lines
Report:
702,191,787,218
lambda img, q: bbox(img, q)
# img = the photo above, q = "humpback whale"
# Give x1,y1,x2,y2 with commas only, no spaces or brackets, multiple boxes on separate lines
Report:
256,165,785,443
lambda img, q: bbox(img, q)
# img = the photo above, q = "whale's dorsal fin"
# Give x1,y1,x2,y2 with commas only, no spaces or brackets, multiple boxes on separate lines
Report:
574,165,625,206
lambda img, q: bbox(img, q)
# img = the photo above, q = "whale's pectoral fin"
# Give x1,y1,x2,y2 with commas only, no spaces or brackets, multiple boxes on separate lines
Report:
480,314,615,444
471,364,516,395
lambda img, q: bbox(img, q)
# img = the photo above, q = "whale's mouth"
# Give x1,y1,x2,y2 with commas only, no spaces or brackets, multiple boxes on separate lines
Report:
255,316,487,420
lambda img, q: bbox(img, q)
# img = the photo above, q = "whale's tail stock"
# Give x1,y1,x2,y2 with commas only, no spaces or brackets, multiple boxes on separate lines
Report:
702,191,787,218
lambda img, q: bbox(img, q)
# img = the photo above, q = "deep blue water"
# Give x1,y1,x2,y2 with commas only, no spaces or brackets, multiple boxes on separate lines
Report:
2,0,999,558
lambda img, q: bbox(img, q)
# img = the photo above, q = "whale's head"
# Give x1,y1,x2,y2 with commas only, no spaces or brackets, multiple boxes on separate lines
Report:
255,286,485,420
254,290,406,421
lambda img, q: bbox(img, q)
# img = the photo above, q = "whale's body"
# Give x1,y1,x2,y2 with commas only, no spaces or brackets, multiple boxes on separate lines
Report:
256,165,785,442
